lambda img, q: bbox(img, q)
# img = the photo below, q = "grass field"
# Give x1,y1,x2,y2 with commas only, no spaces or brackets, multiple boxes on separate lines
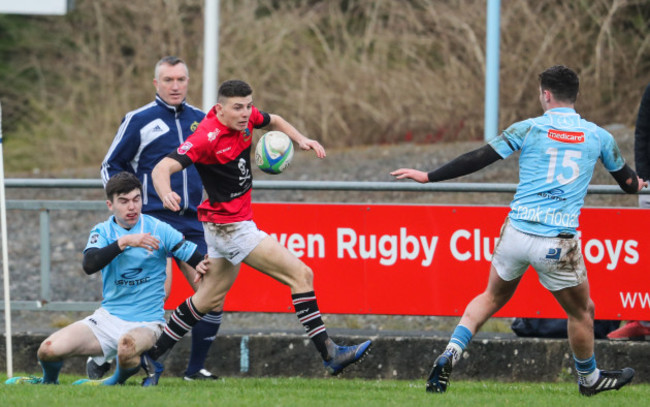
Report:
1,374,647,407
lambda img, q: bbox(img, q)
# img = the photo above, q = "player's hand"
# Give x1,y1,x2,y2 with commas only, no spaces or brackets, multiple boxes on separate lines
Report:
194,255,211,284
120,233,160,252
298,138,326,159
639,177,649,191
161,191,182,212
390,168,429,183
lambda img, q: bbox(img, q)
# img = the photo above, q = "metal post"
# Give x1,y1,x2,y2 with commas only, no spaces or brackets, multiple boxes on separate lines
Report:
484,0,501,141
0,100,13,376
40,209,51,303
202,0,220,111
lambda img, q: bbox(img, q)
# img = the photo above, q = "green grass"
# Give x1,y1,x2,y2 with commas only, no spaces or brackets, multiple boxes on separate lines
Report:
1,374,648,407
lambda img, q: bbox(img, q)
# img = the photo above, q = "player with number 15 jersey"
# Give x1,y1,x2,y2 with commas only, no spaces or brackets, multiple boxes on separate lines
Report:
391,65,645,396
489,107,625,237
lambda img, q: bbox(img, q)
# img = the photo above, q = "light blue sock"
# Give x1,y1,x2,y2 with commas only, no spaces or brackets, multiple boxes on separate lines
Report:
39,359,63,384
449,324,473,351
573,354,597,376
102,359,140,385
574,353,600,386
445,324,473,366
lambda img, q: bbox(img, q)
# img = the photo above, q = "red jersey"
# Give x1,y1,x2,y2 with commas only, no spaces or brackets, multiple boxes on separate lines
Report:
169,106,270,224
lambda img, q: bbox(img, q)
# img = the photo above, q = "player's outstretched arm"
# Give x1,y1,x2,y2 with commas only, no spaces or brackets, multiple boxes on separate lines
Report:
610,164,648,193
152,157,184,211
391,169,429,183
392,144,502,184
268,113,326,158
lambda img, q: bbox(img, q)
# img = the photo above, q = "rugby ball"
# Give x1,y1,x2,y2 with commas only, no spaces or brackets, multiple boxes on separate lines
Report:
255,131,294,174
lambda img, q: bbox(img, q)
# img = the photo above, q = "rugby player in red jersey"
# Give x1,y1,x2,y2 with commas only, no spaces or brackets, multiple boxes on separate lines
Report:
139,79,371,386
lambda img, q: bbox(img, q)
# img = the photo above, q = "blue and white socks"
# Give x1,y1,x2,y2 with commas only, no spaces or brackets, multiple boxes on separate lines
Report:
574,354,599,386
444,324,473,366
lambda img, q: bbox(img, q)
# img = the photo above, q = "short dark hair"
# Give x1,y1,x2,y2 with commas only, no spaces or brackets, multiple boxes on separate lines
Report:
105,172,142,201
154,56,188,79
217,79,253,103
539,65,579,104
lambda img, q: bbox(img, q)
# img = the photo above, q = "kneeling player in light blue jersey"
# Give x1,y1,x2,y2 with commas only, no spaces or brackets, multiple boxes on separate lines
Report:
392,65,647,396
5,172,207,386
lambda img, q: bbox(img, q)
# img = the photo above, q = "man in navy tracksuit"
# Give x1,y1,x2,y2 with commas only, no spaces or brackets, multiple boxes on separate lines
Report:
97,56,222,382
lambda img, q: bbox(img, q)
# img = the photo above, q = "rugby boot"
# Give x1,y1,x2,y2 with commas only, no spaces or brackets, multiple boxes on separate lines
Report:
579,368,635,396
323,338,372,376
426,351,453,393
140,351,164,387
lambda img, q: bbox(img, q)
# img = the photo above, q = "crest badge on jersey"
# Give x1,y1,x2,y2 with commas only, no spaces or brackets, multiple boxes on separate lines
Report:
208,130,220,142
242,128,252,142
178,141,193,155
190,121,200,132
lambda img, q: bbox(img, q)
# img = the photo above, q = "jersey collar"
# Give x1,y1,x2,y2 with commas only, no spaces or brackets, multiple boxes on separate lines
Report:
545,107,576,115
155,94,186,113
110,214,145,233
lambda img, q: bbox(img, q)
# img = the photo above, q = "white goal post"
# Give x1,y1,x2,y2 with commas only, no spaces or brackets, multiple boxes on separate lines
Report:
0,101,13,377
0,0,76,378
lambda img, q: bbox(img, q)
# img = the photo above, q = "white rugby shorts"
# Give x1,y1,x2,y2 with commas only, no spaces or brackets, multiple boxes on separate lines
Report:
491,220,587,291
203,220,268,265
81,307,163,365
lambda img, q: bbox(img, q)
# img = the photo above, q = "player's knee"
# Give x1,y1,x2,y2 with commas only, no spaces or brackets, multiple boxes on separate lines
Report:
483,288,509,309
203,298,225,312
117,334,137,360
37,339,59,361
194,293,225,313
292,262,314,290
587,299,595,319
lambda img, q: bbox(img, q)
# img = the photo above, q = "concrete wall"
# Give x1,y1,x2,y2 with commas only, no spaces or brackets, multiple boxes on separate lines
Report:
2,331,649,383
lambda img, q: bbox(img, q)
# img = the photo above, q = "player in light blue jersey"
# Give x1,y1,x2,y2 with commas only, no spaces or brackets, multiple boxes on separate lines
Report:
493,108,627,237
392,65,646,396
5,172,207,386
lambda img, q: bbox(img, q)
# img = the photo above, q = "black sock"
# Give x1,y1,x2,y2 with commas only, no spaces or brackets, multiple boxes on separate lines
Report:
150,297,205,360
292,291,329,360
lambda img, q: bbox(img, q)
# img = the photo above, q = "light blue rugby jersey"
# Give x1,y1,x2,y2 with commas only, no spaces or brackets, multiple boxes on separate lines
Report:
84,213,197,323
488,107,625,237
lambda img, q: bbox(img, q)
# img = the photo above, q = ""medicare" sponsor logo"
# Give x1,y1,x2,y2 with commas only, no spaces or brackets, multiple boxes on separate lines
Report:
547,129,585,143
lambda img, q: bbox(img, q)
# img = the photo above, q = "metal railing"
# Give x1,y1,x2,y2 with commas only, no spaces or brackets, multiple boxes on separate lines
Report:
0,178,644,312
5,178,647,193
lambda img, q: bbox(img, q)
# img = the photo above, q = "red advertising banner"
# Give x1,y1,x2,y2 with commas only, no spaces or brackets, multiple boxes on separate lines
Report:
165,203,650,320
